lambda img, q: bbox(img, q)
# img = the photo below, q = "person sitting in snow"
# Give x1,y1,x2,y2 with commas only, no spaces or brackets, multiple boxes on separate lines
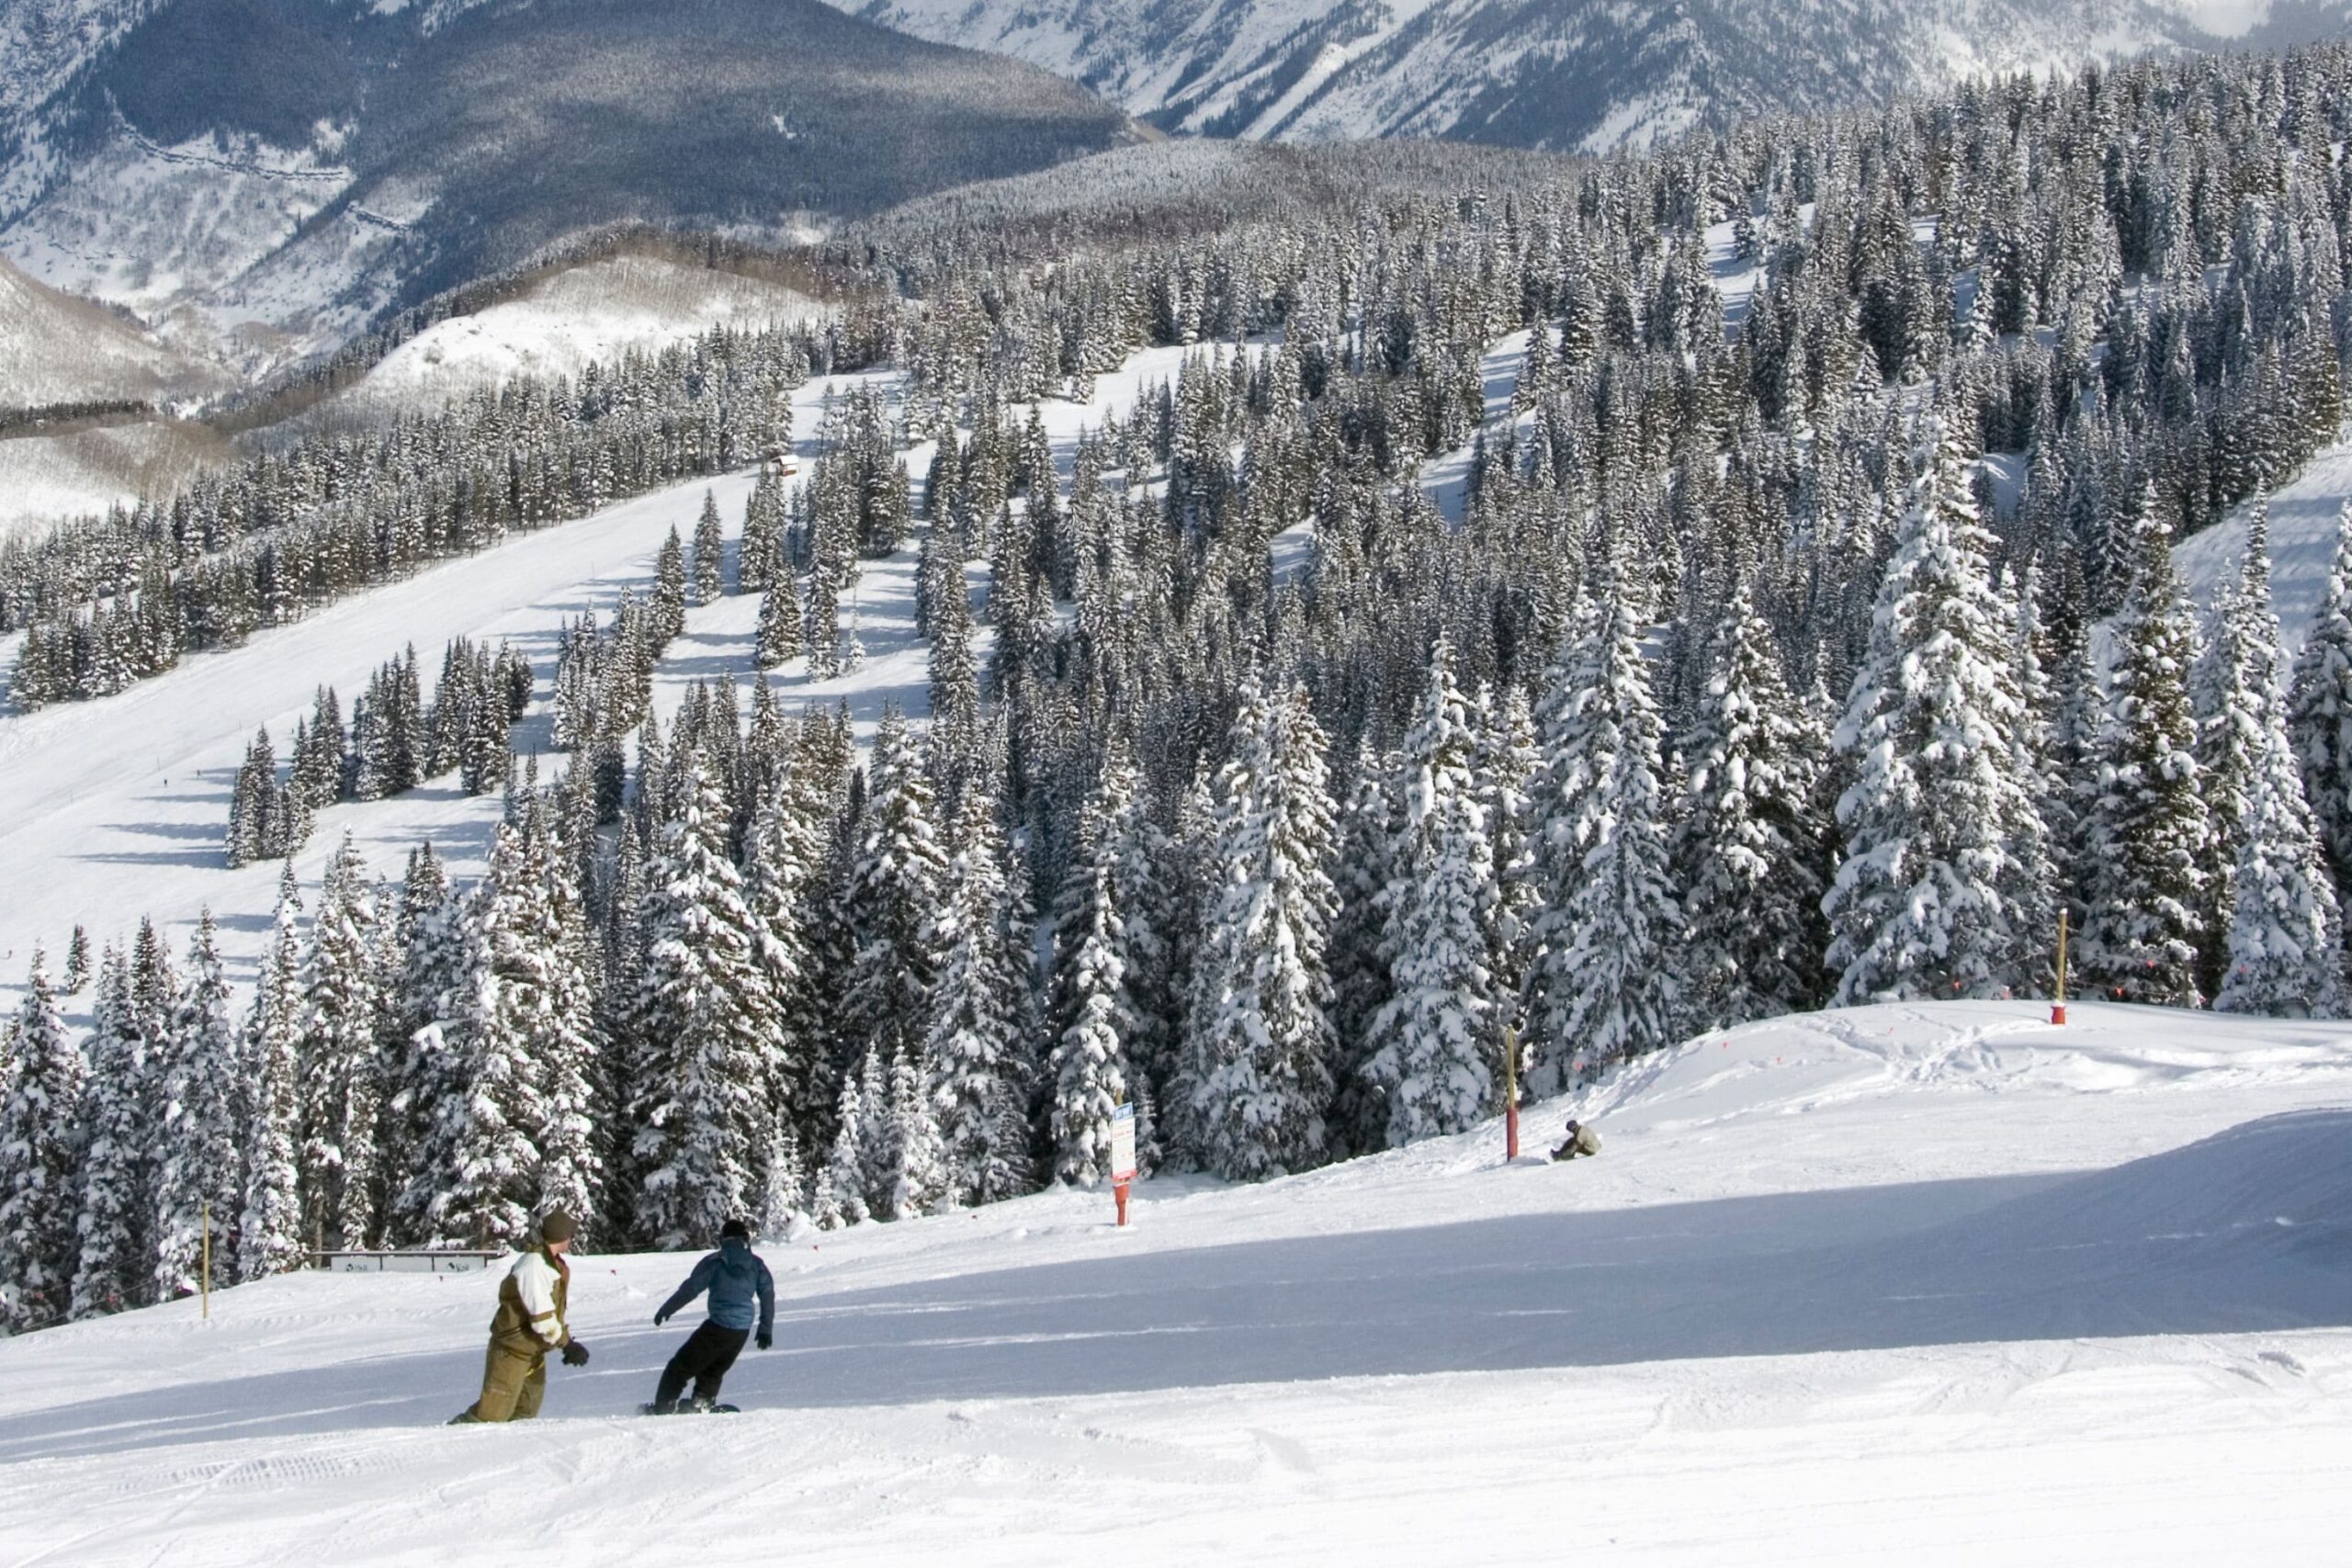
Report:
451,1209,590,1424
648,1218,775,1414
1552,1118,1601,1161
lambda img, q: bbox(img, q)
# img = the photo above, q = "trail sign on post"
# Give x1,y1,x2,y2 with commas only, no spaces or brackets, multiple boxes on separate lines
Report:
1110,1103,1137,1227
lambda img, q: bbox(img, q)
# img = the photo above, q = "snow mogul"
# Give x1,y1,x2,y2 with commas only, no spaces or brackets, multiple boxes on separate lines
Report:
1551,1118,1601,1161
450,1210,591,1424
644,1218,775,1415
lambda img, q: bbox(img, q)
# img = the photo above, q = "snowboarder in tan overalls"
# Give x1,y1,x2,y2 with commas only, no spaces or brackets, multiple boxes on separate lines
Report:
1552,1118,1601,1161
450,1210,592,1423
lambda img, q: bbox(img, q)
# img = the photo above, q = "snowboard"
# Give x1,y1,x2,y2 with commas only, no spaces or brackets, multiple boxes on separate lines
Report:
639,1402,740,1416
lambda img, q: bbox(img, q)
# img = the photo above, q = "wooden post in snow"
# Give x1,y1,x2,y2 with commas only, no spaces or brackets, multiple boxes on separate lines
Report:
2052,908,2070,1027
1504,1025,1521,1162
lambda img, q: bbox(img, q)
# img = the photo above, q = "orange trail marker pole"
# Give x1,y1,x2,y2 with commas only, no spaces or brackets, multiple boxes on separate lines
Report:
1503,1025,1520,1162
1109,1102,1137,1227
2052,907,2070,1027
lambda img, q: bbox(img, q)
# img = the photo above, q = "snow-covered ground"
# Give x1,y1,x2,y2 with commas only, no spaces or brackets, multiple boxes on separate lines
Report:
0,342,1221,1010
2176,429,2352,650
306,255,832,427
3,999,2348,1563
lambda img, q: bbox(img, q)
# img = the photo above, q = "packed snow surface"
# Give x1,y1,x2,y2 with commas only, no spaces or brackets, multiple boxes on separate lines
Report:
2177,429,2352,652
3,1000,2349,1563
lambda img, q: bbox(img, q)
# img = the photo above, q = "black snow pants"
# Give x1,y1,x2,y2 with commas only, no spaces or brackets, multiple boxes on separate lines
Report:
654,1321,750,1409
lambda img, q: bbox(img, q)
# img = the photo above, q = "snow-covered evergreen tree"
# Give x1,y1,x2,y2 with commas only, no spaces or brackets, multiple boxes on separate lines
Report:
0,951,85,1332
1046,759,1137,1188
2211,507,2344,1015
1099,743,1177,1148
1476,685,1542,1029
922,784,1034,1206
755,1113,808,1239
62,927,89,996
854,1045,896,1218
2077,484,2210,1008
153,913,243,1300
1527,581,1682,1082
419,827,553,1247
740,782,821,1147
1325,743,1397,1158
1181,682,1339,1180
813,1059,870,1230
533,812,606,1241
300,835,387,1251
72,952,152,1317
754,571,802,669
240,879,308,1280
1673,583,1830,1028
1824,421,2046,1004
692,489,726,605
632,759,775,1249
2288,501,2352,920
886,1046,949,1220
841,711,950,1077
1363,644,1502,1146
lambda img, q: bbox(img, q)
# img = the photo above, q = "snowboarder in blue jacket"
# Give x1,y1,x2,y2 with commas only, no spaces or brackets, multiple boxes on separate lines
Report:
648,1219,776,1413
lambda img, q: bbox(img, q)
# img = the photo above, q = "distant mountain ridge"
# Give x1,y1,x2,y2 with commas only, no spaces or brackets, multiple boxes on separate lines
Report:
828,0,2352,150
0,250,226,411
0,0,1136,376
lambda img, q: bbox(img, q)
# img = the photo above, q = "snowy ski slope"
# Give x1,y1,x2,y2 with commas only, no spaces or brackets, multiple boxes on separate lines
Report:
0,341,1230,1010
6,230,2352,1564
2177,429,2352,651
1,999,2347,1563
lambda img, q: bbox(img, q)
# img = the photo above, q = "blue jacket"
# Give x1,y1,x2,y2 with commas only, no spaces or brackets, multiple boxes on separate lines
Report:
658,1238,775,1337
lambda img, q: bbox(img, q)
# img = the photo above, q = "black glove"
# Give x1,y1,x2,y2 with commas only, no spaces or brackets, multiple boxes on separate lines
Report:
561,1340,591,1367
755,1331,772,1351
652,1308,672,1327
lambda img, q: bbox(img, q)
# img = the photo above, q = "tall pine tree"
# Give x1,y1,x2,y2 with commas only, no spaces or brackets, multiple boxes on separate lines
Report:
1673,583,1830,1028
633,759,775,1248
300,835,387,1250
1181,682,1339,1180
153,913,243,1299
1527,582,1682,1079
0,951,85,1332
1825,421,2047,1003
2211,508,2345,1015
241,878,309,1280
73,951,153,1316
2077,483,2211,1007
1363,644,1503,1146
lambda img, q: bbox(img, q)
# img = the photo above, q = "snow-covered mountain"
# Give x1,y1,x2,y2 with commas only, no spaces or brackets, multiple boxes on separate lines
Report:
0,0,1137,378
829,0,2352,149
0,251,224,410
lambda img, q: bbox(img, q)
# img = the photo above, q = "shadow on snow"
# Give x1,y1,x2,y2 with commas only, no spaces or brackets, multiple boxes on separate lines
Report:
6,1111,2348,1461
